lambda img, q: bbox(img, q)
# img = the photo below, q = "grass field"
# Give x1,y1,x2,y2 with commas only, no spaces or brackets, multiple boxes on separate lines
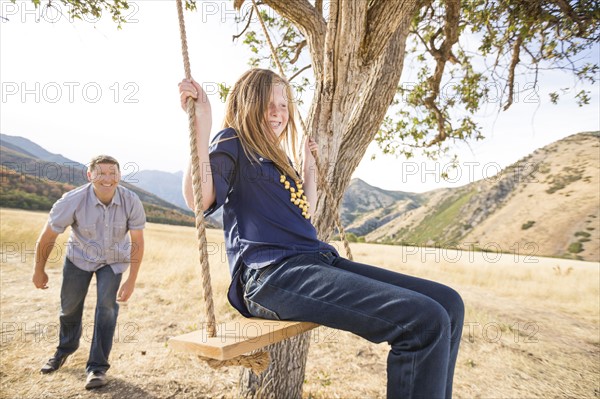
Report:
1,208,599,398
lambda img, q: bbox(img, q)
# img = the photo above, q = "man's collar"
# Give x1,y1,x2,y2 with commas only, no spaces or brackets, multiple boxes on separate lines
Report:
88,183,121,206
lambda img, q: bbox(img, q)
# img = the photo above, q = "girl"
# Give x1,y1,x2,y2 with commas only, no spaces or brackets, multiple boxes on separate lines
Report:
179,68,464,399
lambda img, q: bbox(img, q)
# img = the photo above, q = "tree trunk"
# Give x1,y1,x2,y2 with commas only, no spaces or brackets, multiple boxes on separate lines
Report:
238,333,311,399
238,1,418,397
309,6,415,238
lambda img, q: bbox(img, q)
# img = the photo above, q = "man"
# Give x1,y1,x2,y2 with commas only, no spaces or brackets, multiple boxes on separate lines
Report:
32,155,145,390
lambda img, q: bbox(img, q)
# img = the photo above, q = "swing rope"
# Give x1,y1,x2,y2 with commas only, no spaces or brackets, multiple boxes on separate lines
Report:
251,0,353,260
176,0,269,373
176,0,217,339
173,0,352,372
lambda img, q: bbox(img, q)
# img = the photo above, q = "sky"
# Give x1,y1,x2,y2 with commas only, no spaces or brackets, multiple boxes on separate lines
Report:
1,0,599,193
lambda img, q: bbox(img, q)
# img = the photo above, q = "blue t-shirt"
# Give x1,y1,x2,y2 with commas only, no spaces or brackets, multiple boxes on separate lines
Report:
204,128,338,316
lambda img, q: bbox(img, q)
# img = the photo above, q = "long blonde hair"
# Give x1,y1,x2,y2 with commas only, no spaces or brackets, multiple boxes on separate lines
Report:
222,68,301,181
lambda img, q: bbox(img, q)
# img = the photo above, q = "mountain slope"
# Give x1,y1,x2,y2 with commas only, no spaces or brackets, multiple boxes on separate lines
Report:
364,132,600,261
125,169,223,228
0,134,200,227
126,170,187,209
5,132,597,260
1,133,76,165
341,179,422,236
463,132,600,261
0,168,76,211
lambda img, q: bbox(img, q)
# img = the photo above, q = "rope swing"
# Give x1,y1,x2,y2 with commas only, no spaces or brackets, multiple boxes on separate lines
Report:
174,0,272,373
175,0,217,339
169,0,352,373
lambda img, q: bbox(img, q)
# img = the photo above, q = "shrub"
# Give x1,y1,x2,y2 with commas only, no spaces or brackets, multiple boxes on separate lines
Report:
345,232,358,243
568,242,583,253
575,231,591,238
546,182,565,194
521,220,535,230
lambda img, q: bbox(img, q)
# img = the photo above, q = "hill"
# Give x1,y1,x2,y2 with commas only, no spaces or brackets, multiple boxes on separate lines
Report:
340,179,422,235
125,170,188,209
355,132,600,261
0,133,199,227
0,133,76,165
0,168,76,211
4,132,597,260
124,169,223,228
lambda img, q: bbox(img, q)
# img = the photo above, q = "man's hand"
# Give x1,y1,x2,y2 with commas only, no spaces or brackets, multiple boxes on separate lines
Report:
33,223,59,290
32,270,49,289
117,278,135,302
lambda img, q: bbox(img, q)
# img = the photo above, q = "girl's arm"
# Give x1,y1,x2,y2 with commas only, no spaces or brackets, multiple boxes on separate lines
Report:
179,78,216,211
302,138,319,216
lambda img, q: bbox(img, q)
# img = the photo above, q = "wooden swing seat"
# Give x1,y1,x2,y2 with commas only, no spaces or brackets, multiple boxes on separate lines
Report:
169,319,318,360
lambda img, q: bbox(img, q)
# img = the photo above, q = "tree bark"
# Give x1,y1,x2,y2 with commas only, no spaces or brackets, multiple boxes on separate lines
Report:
238,1,418,397
238,333,311,399
310,3,416,238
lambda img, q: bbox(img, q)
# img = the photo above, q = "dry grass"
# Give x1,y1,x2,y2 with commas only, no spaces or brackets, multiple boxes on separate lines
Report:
1,208,599,398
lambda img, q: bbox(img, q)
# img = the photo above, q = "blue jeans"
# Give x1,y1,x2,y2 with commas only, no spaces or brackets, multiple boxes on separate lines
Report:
56,257,122,373
242,252,464,399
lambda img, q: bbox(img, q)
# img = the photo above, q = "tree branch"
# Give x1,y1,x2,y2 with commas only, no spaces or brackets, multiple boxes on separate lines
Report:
550,0,581,32
315,0,323,16
289,64,311,81
424,0,461,146
232,7,254,41
503,34,523,111
316,0,339,140
429,27,443,54
411,30,433,53
361,0,417,62
261,0,327,77
290,40,307,64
